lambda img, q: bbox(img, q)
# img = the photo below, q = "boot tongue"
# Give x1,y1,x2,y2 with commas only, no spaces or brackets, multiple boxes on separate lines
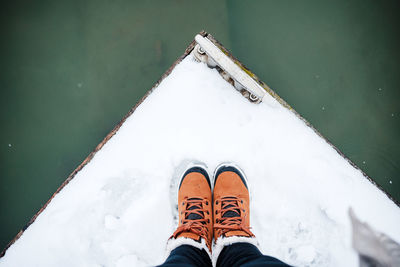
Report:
186,198,204,221
222,204,240,218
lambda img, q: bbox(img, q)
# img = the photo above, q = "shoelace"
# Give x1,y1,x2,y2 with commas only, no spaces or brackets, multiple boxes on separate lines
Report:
172,197,210,241
214,196,254,237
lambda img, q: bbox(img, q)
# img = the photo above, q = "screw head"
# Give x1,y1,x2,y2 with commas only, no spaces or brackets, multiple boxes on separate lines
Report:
249,93,259,102
197,46,205,55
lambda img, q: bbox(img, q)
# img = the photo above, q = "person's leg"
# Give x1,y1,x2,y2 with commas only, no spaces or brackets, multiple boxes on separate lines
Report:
212,163,291,267
217,242,291,267
159,164,213,267
157,245,211,267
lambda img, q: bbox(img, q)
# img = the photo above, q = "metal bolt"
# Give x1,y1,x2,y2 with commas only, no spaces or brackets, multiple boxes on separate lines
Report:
197,46,205,55
249,93,259,102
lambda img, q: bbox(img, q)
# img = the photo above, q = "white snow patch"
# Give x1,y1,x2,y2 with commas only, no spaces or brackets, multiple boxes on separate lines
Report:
1,56,399,267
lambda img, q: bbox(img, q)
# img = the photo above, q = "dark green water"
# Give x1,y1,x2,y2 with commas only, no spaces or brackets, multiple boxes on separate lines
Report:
0,0,399,251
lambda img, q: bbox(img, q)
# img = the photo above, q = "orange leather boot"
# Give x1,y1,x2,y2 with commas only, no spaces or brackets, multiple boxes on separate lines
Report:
167,165,213,256
212,163,258,263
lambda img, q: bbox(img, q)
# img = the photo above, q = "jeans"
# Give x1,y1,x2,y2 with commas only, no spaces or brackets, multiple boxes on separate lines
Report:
157,242,291,267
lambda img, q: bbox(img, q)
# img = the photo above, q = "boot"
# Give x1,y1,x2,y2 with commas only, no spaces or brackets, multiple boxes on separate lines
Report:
212,163,258,263
167,165,213,255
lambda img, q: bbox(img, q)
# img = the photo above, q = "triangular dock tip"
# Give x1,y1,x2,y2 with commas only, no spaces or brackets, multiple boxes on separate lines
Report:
1,32,399,267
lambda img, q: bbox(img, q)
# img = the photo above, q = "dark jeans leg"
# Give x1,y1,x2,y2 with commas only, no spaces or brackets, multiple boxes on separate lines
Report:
217,243,291,267
157,245,212,267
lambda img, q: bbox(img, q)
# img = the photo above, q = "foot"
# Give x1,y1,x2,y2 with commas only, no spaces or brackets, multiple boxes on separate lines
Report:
213,163,255,240
170,165,213,251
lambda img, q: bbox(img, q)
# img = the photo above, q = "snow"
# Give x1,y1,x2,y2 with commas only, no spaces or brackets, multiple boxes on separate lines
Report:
1,55,399,267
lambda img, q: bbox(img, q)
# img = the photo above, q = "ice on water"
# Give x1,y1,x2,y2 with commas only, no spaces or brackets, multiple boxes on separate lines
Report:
1,56,399,267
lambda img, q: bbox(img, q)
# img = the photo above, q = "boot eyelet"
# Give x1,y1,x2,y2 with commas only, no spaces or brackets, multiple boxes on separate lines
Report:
215,200,219,205
215,210,218,214
205,201,209,205
207,219,210,223
206,211,209,215
241,200,243,204
182,202,185,206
